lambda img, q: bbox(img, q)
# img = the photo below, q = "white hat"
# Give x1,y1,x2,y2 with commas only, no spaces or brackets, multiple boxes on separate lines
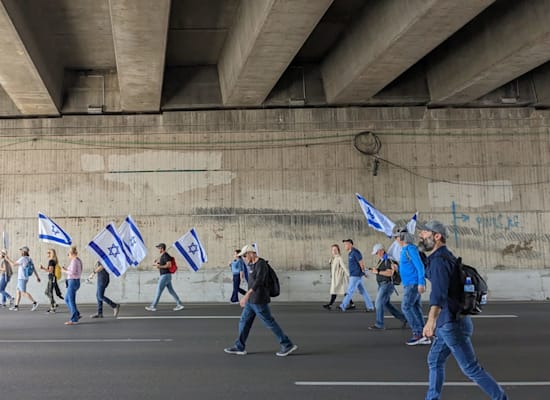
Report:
238,244,257,257
371,243,384,255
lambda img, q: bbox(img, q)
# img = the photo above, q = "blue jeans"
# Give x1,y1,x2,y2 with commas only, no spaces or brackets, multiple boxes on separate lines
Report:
0,274,12,304
375,282,406,327
234,302,293,351
426,317,508,400
150,274,182,307
97,279,117,315
340,276,374,310
401,284,424,336
230,274,246,302
65,279,81,323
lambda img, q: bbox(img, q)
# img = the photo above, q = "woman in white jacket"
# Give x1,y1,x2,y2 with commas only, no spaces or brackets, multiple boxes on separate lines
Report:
323,244,353,310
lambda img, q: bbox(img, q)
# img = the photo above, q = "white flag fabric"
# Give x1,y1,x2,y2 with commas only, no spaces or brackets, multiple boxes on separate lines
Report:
38,213,72,247
355,194,395,238
2,231,8,249
407,212,418,234
118,215,147,266
87,223,133,277
387,240,403,263
173,228,207,272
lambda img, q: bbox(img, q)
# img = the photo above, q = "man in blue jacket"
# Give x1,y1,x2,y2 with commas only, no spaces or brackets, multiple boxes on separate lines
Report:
394,228,430,345
420,220,507,400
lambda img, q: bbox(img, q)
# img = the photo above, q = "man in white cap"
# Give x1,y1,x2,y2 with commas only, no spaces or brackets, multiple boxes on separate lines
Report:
224,244,298,357
420,220,508,400
6,246,40,311
368,243,407,330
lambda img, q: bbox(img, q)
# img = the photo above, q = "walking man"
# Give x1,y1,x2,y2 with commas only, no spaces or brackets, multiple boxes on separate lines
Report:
420,220,508,400
145,243,184,312
395,228,430,345
339,239,374,312
368,243,407,330
6,246,40,311
224,244,298,357
89,261,121,318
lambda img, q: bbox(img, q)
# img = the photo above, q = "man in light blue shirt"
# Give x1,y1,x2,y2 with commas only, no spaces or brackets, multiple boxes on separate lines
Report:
394,228,430,345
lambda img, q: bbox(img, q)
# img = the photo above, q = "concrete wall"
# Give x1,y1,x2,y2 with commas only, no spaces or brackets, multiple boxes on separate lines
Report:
1,107,549,303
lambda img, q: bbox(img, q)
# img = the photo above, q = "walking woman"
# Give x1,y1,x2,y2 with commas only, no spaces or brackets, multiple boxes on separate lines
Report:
0,249,14,307
62,246,82,325
323,244,353,310
40,248,63,313
88,261,120,318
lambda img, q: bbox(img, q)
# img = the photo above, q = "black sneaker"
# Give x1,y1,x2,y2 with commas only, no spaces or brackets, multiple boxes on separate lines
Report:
322,304,332,310
224,346,247,355
346,304,356,310
90,314,103,318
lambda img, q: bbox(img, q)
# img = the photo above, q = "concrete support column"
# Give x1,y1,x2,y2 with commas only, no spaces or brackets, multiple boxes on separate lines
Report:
427,0,550,104
109,0,171,112
0,0,62,115
321,0,494,104
218,0,333,106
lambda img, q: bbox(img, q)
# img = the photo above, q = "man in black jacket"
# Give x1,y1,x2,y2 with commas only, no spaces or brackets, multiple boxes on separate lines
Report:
224,244,298,357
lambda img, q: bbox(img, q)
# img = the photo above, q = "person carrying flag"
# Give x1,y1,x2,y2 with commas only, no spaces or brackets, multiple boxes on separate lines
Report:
145,243,184,312
6,246,41,311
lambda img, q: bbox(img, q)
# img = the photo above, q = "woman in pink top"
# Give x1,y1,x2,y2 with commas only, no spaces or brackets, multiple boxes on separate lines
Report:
62,246,83,325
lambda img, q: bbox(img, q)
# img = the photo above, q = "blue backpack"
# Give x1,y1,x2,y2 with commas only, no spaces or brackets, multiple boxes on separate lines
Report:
24,258,35,278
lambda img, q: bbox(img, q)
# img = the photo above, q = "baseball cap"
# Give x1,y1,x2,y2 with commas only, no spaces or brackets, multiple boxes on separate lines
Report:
19,246,29,252
0,249,6,255
155,243,166,250
371,243,384,255
238,244,257,257
392,227,407,237
418,220,447,239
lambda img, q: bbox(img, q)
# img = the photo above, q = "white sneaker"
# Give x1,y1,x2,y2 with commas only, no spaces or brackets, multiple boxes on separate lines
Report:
173,304,185,311
418,336,432,345
9,305,18,311
31,302,39,311
145,306,157,312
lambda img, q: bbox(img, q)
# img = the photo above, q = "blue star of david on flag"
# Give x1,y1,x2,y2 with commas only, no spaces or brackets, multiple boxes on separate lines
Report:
108,244,120,257
117,215,147,266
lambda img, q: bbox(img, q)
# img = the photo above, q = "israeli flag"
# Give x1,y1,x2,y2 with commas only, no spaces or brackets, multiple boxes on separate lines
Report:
118,215,147,266
38,213,72,247
407,212,418,234
252,242,259,255
173,228,207,272
355,194,395,237
87,223,134,277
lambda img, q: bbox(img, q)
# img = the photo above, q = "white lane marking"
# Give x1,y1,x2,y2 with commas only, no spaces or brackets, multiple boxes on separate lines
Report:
295,381,550,387
0,339,173,343
117,316,240,320
384,314,518,319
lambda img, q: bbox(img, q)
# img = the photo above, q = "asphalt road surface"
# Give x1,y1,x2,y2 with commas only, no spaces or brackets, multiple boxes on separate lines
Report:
1,301,548,400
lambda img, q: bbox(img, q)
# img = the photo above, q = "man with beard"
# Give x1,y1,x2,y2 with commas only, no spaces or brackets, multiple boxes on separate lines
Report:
419,220,507,400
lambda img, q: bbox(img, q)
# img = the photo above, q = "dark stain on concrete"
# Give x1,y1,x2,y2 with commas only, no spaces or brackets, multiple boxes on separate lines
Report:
501,240,534,256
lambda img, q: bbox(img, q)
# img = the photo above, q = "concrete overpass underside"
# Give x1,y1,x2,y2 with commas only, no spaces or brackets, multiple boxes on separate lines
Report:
2,0,550,116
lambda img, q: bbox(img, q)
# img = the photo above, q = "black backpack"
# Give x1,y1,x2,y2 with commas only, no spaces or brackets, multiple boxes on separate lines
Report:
446,256,488,316
264,260,280,297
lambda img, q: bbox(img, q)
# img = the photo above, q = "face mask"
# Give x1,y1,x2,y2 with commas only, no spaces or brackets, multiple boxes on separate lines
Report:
420,235,436,252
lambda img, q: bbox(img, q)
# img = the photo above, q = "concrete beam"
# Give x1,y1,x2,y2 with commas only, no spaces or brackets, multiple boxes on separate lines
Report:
428,0,550,104
218,0,333,106
321,0,494,104
109,0,171,112
0,0,62,115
